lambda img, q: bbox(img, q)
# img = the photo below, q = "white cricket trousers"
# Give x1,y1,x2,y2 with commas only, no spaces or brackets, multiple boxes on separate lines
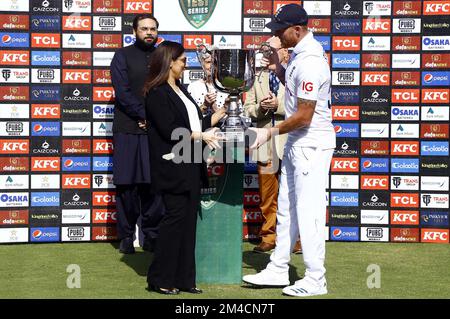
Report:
266,145,334,285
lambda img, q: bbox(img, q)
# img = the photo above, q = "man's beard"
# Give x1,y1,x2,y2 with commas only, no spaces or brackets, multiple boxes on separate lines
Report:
136,36,157,49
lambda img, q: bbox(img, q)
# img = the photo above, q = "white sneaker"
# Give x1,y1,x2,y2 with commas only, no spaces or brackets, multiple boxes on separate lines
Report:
282,277,327,297
242,269,290,287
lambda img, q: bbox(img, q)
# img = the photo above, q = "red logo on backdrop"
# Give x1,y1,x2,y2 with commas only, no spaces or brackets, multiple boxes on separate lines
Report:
93,87,115,102
31,33,60,48
392,36,421,51
183,34,212,50
361,54,390,69
392,89,420,103
93,69,112,84
422,53,450,68
391,71,420,86
361,140,390,155
308,19,331,33
243,35,272,49
93,34,121,49
124,0,152,13
390,228,420,242
423,1,450,15
421,229,449,243
0,139,29,154
62,51,92,66
363,18,391,33
244,191,260,206
62,174,91,189
421,124,449,139
331,158,359,172
332,106,360,121
422,89,449,104
390,211,419,225
244,0,272,15
391,193,419,208
92,226,118,241
242,208,263,223
0,86,29,101
243,223,262,240
62,69,92,84
0,210,29,225
0,157,29,172
31,157,60,172
393,1,422,16
273,1,298,13
207,164,224,177
93,192,116,206
93,0,122,13
362,71,390,85
92,209,117,223
63,139,91,154
0,14,29,30
391,141,419,155
93,139,114,154
31,104,61,119
332,37,361,51
62,15,92,31
361,175,389,190
0,50,29,65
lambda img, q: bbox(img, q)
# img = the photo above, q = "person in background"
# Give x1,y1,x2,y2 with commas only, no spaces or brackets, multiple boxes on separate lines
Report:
110,14,165,254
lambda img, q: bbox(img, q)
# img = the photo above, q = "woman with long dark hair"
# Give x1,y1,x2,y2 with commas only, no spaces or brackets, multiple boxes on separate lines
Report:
143,41,226,294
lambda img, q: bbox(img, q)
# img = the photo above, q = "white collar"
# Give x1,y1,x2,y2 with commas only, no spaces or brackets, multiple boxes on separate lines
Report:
293,31,314,55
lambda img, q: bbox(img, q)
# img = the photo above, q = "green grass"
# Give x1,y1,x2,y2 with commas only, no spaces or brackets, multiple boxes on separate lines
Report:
0,242,449,299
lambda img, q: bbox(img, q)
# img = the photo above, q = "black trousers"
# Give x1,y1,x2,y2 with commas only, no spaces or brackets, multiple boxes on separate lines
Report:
115,184,165,241
147,189,200,289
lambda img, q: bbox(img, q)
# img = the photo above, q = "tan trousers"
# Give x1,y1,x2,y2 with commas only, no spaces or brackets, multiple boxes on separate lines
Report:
257,161,280,245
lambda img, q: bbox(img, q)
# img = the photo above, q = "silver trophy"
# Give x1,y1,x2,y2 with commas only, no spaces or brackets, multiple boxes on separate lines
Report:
211,48,255,142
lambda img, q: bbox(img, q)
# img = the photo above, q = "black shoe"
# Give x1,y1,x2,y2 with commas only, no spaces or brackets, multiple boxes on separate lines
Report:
143,238,156,253
119,237,135,254
180,287,203,294
148,285,179,295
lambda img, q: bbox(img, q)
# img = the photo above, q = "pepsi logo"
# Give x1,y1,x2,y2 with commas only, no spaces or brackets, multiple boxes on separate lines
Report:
334,126,343,133
363,160,372,169
33,124,43,133
64,159,74,168
2,35,11,44
32,230,42,239
333,228,342,238
423,73,433,83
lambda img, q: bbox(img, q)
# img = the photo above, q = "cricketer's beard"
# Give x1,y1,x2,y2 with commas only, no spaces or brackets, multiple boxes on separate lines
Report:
136,35,157,49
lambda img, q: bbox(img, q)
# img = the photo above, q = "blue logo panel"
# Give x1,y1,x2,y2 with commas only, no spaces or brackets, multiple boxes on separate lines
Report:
30,16,61,31
330,192,359,207
93,157,113,172
330,227,359,241
31,122,61,136
31,51,61,66
421,71,450,86
30,227,60,242
332,19,361,34
420,212,449,227
361,158,389,173
31,192,60,207
314,36,330,51
334,123,359,138
421,142,449,156
30,85,61,102
391,158,419,173
332,54,360,69
62,157,91,172
0,32,29,48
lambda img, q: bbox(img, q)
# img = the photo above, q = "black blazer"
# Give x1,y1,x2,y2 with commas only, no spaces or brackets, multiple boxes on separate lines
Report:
145,82,212,194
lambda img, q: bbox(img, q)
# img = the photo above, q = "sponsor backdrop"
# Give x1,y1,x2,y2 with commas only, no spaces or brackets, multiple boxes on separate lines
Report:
0,0,449,244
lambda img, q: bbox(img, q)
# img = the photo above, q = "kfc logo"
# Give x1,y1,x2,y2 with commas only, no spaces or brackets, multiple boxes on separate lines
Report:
392,89,420,103
31,33,60,48
333,37,360,50
331,158,359,172
361,175,389,190
391,211,419,225
124,0,151,13
362,71,390,85
332,106,359,121
421,89,449,103
0,140,29,154
423,1,450,15
93,139,113,154
92,209,117,223
183,35,212,50
63,69,91,84
391,141,419,155
31,104,60,119
391,193,419,207
62,15,92,31
363,19,391,33
62,174,91,188
0,50,29,65
421,229,449,243
31,157,60,171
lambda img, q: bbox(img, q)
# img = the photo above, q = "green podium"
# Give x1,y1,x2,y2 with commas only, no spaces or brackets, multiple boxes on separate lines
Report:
196,146,245,284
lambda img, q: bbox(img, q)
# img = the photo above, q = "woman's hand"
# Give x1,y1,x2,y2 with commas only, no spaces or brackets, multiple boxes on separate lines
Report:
201,127,224,150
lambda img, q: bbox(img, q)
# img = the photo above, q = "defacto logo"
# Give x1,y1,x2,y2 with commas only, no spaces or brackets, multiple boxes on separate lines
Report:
391,141,419,155
421,124,449,139
391,158,419,173
421,141,449,156
330,227,359,241
331,158,359,172
1,14,29,30
361,158,389,173
330,192,359,207
391,211,419,225
31,33,60,48
392,36,421,51
392,71,420,86
62,174,91,189
62,139,91,154
31,157,60,171
332,36,360,51
391,193,419,207
392,89,420,103
63,51,92,66
308,18,331,34
422,53,450,68
363,18,391,33
332,106,359,121
393,1,422,16
421,229,449,243
334,123,359,138
362,71,390,85
361,175,389,190
361,54,390,69
391,227,420,242
423,1,450,15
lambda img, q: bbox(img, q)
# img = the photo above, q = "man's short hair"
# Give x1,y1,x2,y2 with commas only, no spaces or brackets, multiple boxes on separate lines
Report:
132,14,159,30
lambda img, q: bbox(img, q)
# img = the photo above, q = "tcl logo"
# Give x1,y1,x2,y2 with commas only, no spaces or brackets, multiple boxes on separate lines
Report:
93,192,116,206
424,1,450,15
0,140,29,154
244,192,260,206
363,19,391,33
93,139,114,154
421,89,449,103
391,211,419,225
301,81,313,92
62,16,92,31
391,141,419,155
391,193,419,207
93,87,115,102
183,35,212,50
124,0,152,13
0,50,29,65
332,106,359,120
31,33,60,48
332,37,361,51
331,158,359,172
361,176,389,190
362,72,390,85
93,209,117,223
392,89,420,103
421,229,449,243
63,175,91,188
63,69,91,84
31,157,60,171
31,104,60,119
